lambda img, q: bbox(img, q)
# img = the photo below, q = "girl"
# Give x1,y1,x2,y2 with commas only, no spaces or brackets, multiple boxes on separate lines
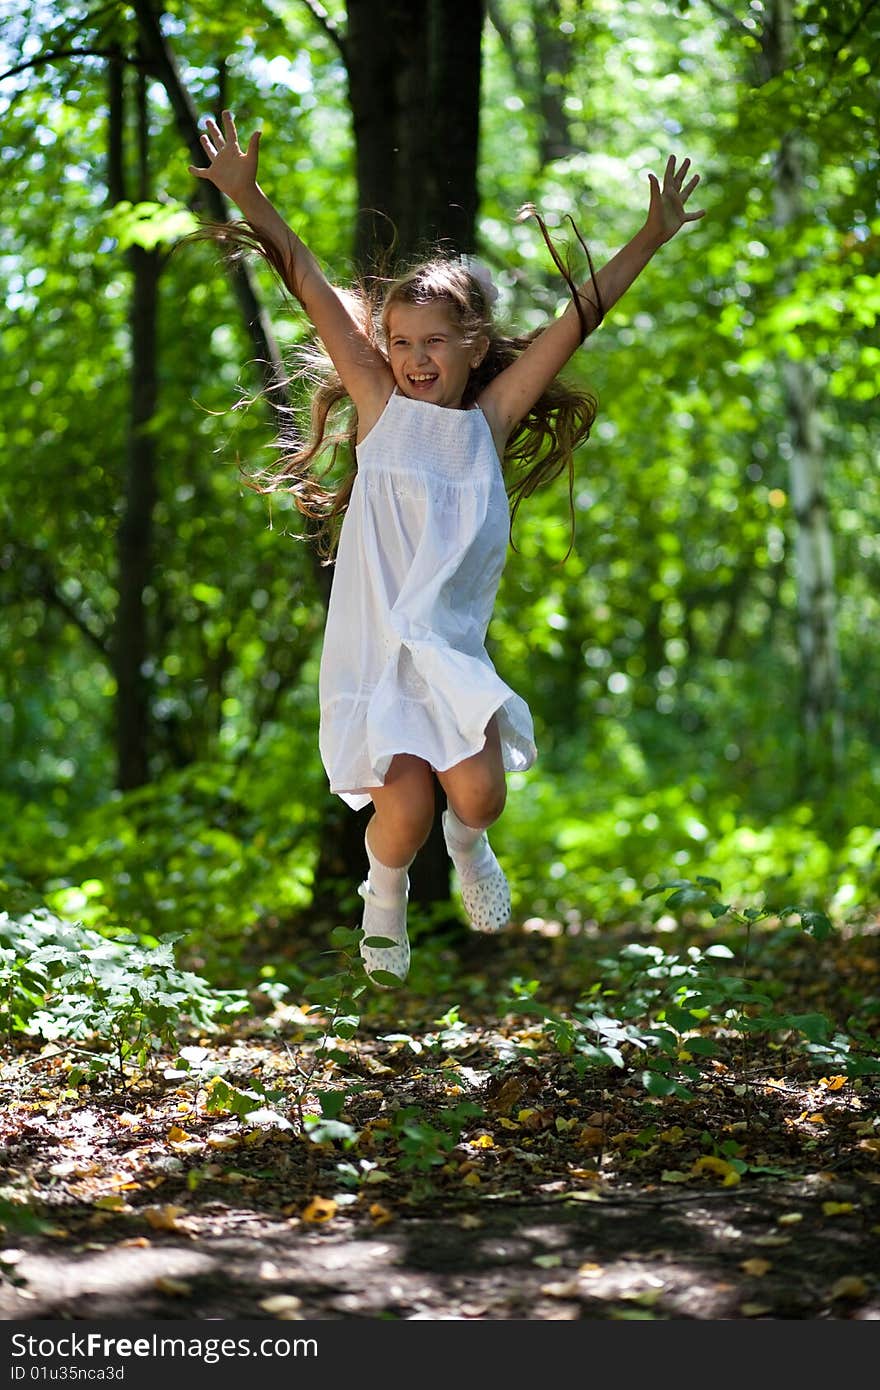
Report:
189,112,704,986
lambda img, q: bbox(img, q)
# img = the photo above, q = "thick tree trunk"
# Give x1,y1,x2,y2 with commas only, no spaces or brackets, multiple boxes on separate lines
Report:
345,0,485,267
310,2,487,916
762,0,843,787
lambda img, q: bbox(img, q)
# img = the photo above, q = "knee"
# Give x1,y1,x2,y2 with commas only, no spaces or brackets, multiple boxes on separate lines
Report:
449,780,507,831
373,788,435,853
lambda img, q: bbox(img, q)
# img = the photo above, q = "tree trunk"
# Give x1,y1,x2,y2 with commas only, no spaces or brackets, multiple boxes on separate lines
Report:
112,61,160,790
345,0,485,267
534,0,576,165
309,2,487,916
761,0,843,788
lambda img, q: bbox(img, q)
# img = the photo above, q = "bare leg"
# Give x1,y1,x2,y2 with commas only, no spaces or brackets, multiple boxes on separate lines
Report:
434,715,506,830
365,752,436,866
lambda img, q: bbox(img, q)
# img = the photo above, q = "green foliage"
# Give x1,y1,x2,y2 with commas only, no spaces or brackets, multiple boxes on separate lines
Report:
1,1,879,1066
499,874,879,1098
0,907,249,1079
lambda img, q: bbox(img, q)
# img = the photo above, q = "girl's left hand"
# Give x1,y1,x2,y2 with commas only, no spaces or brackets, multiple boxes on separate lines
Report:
646,155,705,245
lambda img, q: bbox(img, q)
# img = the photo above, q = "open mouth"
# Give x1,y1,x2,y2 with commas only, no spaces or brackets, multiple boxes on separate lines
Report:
407,373,439,391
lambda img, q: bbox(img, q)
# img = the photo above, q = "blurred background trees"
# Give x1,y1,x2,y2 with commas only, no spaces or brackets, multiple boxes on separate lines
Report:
1,0,877,980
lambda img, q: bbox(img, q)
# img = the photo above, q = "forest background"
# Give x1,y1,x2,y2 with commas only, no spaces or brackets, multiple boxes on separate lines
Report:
1,0,878,995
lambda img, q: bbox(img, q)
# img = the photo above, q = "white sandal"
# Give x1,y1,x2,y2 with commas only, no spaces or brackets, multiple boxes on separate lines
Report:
457,864,512,934
357,880,410,986
442,812,512,934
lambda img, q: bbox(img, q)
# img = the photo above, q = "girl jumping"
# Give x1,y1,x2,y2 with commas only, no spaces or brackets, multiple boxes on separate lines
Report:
189,112,704,986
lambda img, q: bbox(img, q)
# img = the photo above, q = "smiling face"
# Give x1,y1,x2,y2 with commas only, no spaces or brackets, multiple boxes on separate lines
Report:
385,300,487,409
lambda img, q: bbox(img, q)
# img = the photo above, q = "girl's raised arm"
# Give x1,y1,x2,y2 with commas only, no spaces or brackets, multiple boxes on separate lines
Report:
479,155,705,443
189,111,392,417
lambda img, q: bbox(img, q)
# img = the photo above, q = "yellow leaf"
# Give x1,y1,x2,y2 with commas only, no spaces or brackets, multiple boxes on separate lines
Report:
94,1196,130,1213
740,1302,772,1317
692,1156,740,1185
368,1203,394,1226
498,1118,520,1130
167,1125,193,1144
472,1134,495,1149
822,1201,854,1216
820,1076,847,1091
462,1171,482,1187
154,1277,191,1296
829,1276,868,1301
740,1258,772,1277
143,1205,186,1232
259,1295,303,1317
458,1213,482,1230
541,1279,581,1299
777,1212,803,1226
301,1197,337,1223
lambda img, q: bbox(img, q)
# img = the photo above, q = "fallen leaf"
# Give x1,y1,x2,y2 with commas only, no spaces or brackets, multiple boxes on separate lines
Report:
777,1212,803,1226
154,1277,192,1296
541,1279,581,1298
93,1196,130,1213
577,1126,605,1148
301,1197,337,1223
740,1258,772,1277
822,1201,855,1217
829,1276,868,1301
260,1294,303,1317
143,1205,186,1232
368,1202,394,1226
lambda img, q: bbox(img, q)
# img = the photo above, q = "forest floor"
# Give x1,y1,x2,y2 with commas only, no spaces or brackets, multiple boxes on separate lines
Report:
1,909,879,1326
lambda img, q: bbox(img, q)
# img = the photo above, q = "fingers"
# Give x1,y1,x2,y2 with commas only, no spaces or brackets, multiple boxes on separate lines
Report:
682,172,701,200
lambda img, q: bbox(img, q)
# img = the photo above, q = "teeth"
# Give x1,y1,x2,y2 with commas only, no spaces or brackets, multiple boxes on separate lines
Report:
409,374,437,382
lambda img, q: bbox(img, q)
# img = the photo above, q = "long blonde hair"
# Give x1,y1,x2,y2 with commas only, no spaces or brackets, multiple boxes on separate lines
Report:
202,212,603,562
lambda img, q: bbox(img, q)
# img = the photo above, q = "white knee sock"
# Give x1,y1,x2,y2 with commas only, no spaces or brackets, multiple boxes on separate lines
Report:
365,826,411,902
443,806,497,884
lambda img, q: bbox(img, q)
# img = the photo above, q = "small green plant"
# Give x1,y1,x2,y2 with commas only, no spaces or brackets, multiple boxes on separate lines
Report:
0,907,249,1080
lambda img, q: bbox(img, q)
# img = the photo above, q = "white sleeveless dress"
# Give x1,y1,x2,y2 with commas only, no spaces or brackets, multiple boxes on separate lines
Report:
318,391,537,810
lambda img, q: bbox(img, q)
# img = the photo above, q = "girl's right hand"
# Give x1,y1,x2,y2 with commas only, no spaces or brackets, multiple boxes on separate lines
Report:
188,110,261,202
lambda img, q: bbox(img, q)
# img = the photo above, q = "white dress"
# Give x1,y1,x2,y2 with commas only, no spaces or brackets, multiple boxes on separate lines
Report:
318,390,537,810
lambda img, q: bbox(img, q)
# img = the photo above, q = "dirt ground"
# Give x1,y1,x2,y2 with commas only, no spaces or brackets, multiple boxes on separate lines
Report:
2,920,879,1324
